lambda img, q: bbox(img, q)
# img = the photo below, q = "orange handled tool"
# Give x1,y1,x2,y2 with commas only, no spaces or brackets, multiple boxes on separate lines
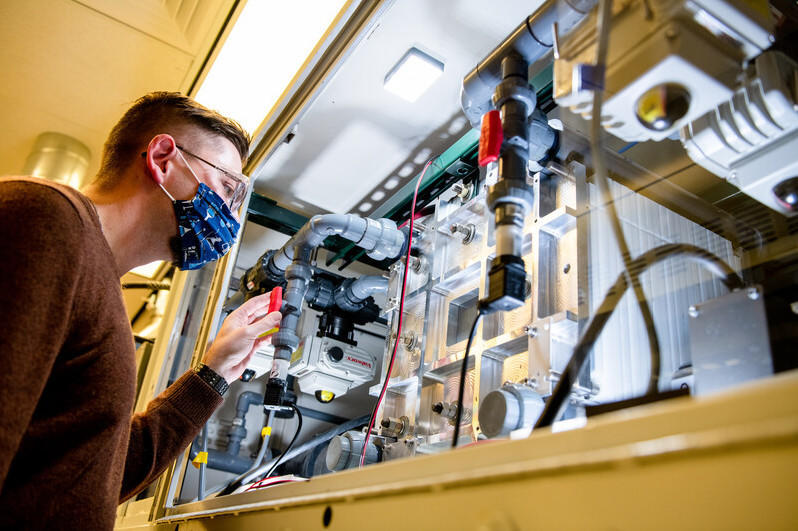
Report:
258,287,283,339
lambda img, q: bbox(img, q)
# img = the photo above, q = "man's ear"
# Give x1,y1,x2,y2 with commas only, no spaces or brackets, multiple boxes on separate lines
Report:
145,134,178,186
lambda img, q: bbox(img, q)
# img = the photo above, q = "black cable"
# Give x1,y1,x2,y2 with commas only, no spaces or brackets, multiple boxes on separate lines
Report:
263,404,303,480
218,413,369,496
359,160,433,466
588,0,661,396
533,243,744,430
452,310,485,448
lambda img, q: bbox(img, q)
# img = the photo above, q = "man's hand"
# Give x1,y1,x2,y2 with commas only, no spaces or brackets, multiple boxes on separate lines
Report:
201,292,282,383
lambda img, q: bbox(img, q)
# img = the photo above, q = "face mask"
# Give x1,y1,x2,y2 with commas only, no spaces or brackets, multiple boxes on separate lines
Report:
159,150,241,270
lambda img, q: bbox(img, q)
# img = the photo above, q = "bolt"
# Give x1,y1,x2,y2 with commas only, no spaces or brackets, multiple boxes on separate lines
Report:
563,263,571,274
688,305,699,318
524,325,538,337
411,255,425,273
449,223,467,235
380,419,390,428
747,287,760,300
402,331,418,350
449,223,476,244
431,402,444,414
451,182,471,202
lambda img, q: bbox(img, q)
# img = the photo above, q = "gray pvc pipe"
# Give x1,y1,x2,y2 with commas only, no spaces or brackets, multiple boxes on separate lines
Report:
198,424,207,500
227,391,263,456
269,214,405,273
347,275,388,301
460,0,596,126
189,442,254,475
234,414,371,487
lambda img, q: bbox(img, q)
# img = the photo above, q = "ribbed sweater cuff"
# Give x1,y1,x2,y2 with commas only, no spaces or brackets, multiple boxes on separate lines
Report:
165,370,224,426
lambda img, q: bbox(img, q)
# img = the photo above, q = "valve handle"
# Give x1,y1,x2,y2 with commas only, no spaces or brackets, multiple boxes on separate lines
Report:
478,109,503,167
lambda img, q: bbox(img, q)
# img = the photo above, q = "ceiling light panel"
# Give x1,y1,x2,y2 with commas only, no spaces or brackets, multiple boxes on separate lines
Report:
195,0,347,134
383,47,444,102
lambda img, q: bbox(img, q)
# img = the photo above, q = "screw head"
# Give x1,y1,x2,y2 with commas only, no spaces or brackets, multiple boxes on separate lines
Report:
524,325,538,337
688,305,699,318
746,287,760,300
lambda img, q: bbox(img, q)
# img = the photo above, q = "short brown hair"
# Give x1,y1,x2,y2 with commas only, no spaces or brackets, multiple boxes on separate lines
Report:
96,92,250,186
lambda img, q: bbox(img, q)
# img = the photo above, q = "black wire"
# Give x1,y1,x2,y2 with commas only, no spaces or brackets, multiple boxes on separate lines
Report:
533,243,743,430
218,413,370,496
263,404,303,479
451,310,484,448
589,0,661,396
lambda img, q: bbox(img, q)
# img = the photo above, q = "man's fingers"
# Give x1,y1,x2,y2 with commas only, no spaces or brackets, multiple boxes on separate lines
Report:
248,311,282,338
235,292,272,320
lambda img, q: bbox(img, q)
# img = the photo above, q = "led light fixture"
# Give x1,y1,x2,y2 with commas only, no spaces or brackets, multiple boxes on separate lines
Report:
195,1,347,134
383,47,444,103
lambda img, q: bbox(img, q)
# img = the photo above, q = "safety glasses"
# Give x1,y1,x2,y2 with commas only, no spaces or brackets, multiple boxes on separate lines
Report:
176,145,249,211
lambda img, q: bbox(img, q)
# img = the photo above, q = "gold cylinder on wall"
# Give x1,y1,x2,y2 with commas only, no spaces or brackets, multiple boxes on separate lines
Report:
22,132,91,189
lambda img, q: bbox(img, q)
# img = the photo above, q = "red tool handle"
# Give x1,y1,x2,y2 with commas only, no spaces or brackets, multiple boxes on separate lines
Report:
478,109,503,167
268,286,283,314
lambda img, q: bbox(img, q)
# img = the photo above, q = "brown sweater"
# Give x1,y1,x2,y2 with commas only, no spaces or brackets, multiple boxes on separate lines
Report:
0,178,223,529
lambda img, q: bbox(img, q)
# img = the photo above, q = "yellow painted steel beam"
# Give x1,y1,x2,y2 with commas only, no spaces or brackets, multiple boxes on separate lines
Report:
117,372,798,530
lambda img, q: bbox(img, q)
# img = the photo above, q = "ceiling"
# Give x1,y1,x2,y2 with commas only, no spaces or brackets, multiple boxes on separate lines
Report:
252,0,544,218
0,0,235,181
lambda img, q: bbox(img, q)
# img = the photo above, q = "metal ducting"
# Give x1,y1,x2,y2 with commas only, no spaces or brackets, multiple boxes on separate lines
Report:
22,132,91,189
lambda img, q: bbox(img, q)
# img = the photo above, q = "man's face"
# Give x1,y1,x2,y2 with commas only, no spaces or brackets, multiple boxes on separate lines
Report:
176,135,247,220
164,134,248,266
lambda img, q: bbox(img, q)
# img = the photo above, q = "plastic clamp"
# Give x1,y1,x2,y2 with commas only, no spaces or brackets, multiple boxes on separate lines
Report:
191,451,208,469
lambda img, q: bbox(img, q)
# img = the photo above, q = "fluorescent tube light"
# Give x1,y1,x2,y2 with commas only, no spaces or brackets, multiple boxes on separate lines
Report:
383,47,444,103
195,1,347,134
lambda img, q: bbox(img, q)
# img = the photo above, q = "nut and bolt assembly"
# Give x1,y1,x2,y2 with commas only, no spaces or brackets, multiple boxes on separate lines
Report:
449,222,476,244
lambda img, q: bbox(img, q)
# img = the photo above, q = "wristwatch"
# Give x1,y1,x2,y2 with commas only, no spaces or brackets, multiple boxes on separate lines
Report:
195,364,229,396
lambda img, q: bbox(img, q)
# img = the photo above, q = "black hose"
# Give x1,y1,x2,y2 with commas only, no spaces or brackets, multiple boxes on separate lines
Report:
533,243,743,430
452,310,484,448
588,0,661,396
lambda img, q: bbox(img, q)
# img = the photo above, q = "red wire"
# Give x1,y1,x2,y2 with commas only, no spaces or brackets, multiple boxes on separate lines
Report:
360,160,433,467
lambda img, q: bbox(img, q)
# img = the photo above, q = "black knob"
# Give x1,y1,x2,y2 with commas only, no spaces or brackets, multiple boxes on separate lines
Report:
327,346,344,362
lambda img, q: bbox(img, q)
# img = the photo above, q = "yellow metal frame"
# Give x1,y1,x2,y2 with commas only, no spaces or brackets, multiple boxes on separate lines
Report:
117,371,798,530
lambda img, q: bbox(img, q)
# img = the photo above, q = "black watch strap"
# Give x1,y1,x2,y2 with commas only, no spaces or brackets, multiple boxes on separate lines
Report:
195,364,229,396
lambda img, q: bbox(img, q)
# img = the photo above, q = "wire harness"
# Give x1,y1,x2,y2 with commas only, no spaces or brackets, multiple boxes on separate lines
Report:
533,243,744,429
359,160,435,466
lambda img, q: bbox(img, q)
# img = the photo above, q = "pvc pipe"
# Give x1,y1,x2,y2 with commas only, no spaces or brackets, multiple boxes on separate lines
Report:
269,214,405,274
231,414,370,489
460,0,596,126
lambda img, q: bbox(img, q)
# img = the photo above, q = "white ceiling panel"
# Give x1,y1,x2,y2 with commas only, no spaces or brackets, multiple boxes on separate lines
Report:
253,0,545,217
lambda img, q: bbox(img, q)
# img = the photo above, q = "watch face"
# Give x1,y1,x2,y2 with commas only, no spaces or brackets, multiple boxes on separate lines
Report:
198,365,228,396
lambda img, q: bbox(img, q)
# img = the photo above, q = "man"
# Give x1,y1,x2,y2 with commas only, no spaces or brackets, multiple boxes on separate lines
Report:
0,92,280,528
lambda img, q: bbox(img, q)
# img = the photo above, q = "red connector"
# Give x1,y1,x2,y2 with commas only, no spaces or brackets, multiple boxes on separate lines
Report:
268,286,283,314
478,109,503,167
257,287,283,341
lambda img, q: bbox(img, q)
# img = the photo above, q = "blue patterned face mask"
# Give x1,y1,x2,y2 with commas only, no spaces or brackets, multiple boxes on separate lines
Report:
159,150,241,270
